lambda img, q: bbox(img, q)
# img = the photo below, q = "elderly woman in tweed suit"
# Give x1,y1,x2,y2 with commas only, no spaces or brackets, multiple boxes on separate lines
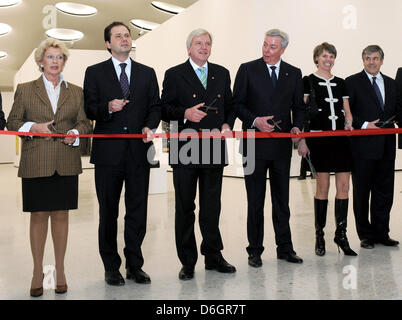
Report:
7,39,92,297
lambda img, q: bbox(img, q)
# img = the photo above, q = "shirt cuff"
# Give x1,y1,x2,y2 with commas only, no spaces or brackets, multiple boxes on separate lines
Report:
67,129,80,146
19,122,36,132
362,122,368,129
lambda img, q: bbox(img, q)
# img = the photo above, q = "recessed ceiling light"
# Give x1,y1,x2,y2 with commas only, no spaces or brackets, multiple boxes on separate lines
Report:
45,28,84,41
0,23,11,36
0,0,21,7
55,2,97,16
0,51,7,59
151,1,184,14
130,19,160,31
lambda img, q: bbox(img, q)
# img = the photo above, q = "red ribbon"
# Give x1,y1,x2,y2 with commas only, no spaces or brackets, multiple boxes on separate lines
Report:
0,128,401,139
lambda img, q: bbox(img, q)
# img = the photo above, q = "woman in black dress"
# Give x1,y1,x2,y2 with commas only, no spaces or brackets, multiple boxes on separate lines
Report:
298,42,357,256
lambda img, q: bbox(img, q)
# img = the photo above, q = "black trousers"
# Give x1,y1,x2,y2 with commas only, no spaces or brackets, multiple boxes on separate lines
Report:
352,156,395,241
95,154,150,271
244,158,293,256
173,167,224,266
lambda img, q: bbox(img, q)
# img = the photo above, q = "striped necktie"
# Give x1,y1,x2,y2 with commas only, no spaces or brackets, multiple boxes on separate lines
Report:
198,67,207,89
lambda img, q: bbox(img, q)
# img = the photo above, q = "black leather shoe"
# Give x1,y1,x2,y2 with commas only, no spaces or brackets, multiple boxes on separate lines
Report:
179,265,195,281
376,237,399,247
277,251,303,264
360,239,375,249
126,267,151,284
105,271,125,286
248,254,262,268
205,257,236,273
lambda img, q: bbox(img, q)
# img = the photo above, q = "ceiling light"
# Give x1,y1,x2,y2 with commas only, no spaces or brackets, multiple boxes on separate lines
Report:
0,51,7,59
0,23,11,36
45,28,84,41
151,1,184,14
0,0,21,7
130,19,160,32
55,2,97,16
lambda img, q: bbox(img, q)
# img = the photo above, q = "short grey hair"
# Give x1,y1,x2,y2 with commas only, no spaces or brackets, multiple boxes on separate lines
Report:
186,28,212,49
362,45,384,60
265,29,289,49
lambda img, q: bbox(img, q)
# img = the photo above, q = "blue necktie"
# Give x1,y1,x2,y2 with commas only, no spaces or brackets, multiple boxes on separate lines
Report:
372,76,384,110
120,63,130,98
270,66,277,88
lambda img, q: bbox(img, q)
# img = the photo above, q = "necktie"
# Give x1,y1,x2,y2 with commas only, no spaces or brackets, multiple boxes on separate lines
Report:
372,76,384,110
198,67,207,89
270,66,278,88
119,63,130,98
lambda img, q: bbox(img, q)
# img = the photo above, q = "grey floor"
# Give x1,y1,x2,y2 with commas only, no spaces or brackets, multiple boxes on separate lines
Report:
0,163,401,300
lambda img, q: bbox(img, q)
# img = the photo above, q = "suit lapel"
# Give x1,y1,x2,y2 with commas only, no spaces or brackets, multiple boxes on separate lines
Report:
34,77,53,114
104,58,124,98
360,70,382,111
383,73,391,112
129,58,138,99
181,59,206,92
56,81,70,115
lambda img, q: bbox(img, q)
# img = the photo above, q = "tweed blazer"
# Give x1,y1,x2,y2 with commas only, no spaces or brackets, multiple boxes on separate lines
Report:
6,76,92,178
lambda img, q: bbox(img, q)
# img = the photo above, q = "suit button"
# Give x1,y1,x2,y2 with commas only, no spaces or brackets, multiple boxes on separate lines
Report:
123,127,128,130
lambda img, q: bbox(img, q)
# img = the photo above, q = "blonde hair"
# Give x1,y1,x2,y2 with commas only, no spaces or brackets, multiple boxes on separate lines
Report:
34,38,70,72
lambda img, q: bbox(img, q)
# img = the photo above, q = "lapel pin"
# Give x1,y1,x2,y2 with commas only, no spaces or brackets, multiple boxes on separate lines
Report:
212,76,215,80
193,94,197,98
217,94,221,98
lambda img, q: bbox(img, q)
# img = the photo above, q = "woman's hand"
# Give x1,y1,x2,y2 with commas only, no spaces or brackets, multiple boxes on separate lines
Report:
344,118,354,131
62,131,76,145
298,139,310,157
30,120,54,133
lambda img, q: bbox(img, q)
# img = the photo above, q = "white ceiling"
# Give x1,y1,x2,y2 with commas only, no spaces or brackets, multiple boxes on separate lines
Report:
0,0,198,90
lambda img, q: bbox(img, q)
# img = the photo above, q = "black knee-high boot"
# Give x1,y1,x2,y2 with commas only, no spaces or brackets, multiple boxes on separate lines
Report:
314,198,328,256
334,198,357,256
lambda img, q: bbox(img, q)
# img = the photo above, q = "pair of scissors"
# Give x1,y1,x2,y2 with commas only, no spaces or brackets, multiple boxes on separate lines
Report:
304,153,316,179
267,119,282,130
201,98,218,112
377,115,397,128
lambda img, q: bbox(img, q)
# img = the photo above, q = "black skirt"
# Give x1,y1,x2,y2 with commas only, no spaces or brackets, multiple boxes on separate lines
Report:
22,172,78,212
306,136,352,173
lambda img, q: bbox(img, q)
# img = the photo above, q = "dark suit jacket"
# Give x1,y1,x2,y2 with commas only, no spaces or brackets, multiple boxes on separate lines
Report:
83,58,160,166
233,58,305,160
6,77,92,178
160,59,235,167
0,92,5,130
394,67,402,148
346,70,402,160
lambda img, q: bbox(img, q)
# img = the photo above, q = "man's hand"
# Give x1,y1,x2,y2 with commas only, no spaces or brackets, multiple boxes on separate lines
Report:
108,99,129,113
291,127,302,143
368,119,380,129
297,139,309,157
184,103,207,123
254,116,275,132
142,127,153,143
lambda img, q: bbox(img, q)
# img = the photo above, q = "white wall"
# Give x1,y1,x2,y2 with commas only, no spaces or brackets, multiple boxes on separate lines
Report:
3,0,402,174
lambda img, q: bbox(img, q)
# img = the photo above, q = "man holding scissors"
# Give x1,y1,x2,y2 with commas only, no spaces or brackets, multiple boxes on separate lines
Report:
233,29,305,267
161,28,236,280
346,45,402,249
